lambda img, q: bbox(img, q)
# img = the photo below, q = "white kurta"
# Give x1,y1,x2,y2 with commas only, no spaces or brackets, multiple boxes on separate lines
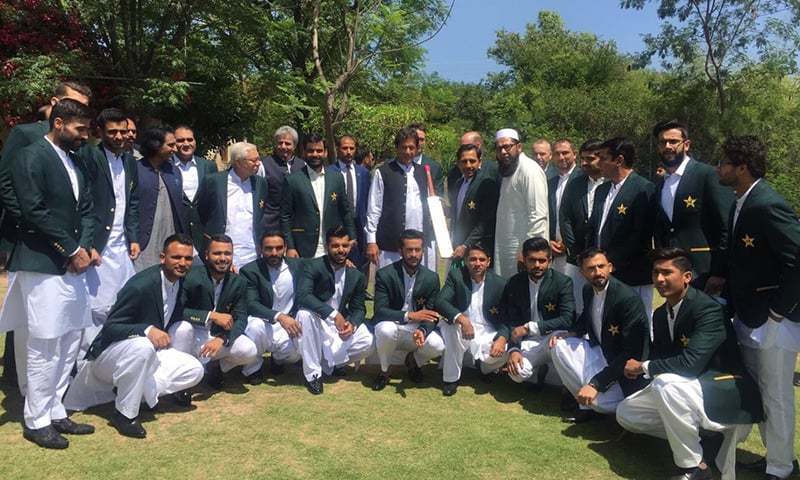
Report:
225,171,256,269
494,153,549,279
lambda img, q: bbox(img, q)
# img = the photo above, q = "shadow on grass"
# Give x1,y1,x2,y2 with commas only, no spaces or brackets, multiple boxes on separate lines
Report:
0,379,23,427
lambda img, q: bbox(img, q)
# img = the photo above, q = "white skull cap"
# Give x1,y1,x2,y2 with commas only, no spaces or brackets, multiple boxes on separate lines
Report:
495,128,520,141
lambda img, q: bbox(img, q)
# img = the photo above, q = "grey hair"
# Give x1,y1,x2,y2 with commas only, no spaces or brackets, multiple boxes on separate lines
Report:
229,142,258,165
274,126,299,146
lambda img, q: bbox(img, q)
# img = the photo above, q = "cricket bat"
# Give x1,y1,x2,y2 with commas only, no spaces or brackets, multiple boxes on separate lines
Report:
425,164,453,259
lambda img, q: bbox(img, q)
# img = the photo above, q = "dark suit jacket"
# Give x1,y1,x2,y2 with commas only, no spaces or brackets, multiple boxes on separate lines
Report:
447,167,499,254
725,180,800,327
296,256,366,326
136,158,186,251
180,265,248,345
7,138,97,275
653,159,733,284
502,269,575,344
280,166,355,258
239,256,304,320
575,277,648,395
548,167,580,240
559,172,604,264
435,266,509,340
372,261,440,337
589,172,655,286
179,155,219,251
261,154,305,231
327,161,370,265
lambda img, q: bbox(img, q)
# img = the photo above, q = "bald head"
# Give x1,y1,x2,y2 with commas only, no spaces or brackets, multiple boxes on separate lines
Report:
460,131,483,149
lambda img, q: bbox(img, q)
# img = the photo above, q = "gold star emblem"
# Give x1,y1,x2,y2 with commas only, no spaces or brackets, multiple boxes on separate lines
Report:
617,204,627,215
258,199,265,209
742,234,755,248
330,192,337,202
680,335,690,347
683,195,697,208
467,200,476,210
416,297,426,306
489,306,499,315
608,324,620,336
545,302,556,312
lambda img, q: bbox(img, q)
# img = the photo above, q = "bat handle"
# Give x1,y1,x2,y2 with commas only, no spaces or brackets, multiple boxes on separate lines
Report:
424,164,435,196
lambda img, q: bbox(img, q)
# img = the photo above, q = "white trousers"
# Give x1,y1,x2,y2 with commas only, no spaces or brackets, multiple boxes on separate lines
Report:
508,334,558,384
378,242,437,271
617,374,749,479
24,330,81,429
440,321,507,383
374,321,444,373
168,321,258,373
296,309,375,381
242,316,301,376
550,337,624,414
64,337,204,420
564,262,586,315
631,284,654,320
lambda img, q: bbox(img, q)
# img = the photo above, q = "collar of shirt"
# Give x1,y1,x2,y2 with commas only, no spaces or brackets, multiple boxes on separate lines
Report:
412,154,423,165
611,171,631,192
173,155,197,168
593,280,610,298
228,169,250,187
736,178,761,208
338,160,354,171
103,146,123,162
666,156,690,180
559,165,575,180
44,135,71,160
269,258,288,276
667,297,684,321
160,269,179,295
588,176,605,188
308,166,325,181
394,159,414,173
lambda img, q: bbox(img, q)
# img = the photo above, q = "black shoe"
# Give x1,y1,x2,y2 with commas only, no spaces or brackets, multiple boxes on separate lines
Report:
205,361,224,390
110,411,146,438
442,381,458,396
332,365,348,377
268,356,285,375
245,370,264,386
737,458,799,476
560,388,577,411
172,390,192,407
52,417,95,435
23,425,69,449
405,352,424,383
304,374,323,395
564,409,597,424
372,373,390,391
668,466,713,480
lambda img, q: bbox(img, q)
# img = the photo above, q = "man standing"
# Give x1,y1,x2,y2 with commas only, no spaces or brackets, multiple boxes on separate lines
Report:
436,243,508,396
295,226,374,395
532,138,558,180
547,139,580,274
281,133,355,259
327,135,370,268
590,137,655,318
409,123,445,194
493,128,549,279
257,126,305,230
196,142,268,270
617,248,763,480
446,131,496,192
0,99,97,448
371,229,444,391
717,136,800,480
124,116,142,159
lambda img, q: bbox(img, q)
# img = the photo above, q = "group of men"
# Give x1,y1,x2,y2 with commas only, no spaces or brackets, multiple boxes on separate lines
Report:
0,81,798,480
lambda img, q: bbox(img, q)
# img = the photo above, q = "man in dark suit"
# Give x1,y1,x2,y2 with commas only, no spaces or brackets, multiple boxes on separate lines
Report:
559,139,605,314
327,135,370,269
281,133,355,259
589,137,655,318
196,141,268,269
550,248,648,423
371,229,444,391
717,136,800,480
240,231,304,384
65,234,204,438
409,123,445,194
447,144,499,264
0,99,97,448
257,125,305,231
532,138,558,180
504,237,575,385
618,247,763,480
445,131,497,197
651,120,733,291
436,243,508,396
548,139,580,275
295,226,373,395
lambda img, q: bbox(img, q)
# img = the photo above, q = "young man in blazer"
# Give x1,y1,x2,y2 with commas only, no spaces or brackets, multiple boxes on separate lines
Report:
327,135,370,269
617,247,763,480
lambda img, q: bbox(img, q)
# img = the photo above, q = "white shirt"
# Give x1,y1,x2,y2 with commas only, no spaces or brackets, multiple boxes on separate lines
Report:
643,297,684,377
269,259,295,321
225,170,256,268
455,175,472,219
586,176,605,218
161,270,180,328
554,165,575,241
45,136,79,201
598,173,630,246
590,282,609,341
467,279,488,327
366,160,424,244
402,268,417,312
526,278,543,337
103,147,128,247
338,160,358,205
173,155,200,201
203,277,226,328
327,262,348,320
733,178,761,229
660,156,690,221
308,167,327,257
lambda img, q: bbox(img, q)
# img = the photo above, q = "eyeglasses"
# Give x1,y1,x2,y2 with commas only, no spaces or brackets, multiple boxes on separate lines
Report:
496,142,519,151
657,139,685,147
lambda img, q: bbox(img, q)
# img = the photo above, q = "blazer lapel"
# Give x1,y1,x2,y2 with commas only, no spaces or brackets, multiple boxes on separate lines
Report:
671,159,695,223
96,145,115,193
301,166,320,212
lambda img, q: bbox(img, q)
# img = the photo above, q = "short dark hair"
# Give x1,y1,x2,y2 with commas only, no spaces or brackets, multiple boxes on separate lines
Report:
722,135,767,179
163,233,193,251
174,124,194,134
650,247,692,273
399,229,424,246
652,120,689,140
301,133,326,151
553,138,575,151
578,247,609,266
139,127,175,158
336,135,358,148
600,136,637,168
407,122,426,133
54,81,92,101
325,225,350,244
579,138,603,153
48,98,92,129
456,143,482,160
466,242,491,257
354,146,372,165
208,234,233,246
96,108,128,129
394,127,419,147
260,230,285,245
522,237,551,257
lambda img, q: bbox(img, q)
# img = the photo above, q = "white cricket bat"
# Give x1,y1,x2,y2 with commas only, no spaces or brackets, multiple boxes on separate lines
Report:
425,164,453,259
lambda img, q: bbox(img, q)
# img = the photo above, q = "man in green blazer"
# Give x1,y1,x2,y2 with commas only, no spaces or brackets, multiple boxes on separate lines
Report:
717,136,800,480
196,141,269,269
65,234,204,438
240,231,304,384
295,226,373,394
549,248,648,423
618,247,763,480
171,235,258,389
436,243,508,396
504,237,575,386
371,229,444,391
547,139,580,275
281,133,355,259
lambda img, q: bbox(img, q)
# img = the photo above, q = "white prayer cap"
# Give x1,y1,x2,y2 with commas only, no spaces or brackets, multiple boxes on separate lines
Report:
495,128,519,141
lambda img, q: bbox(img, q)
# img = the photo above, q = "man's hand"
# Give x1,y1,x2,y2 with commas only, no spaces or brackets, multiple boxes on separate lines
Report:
624,358,644,379
200,337,224,358
704,276,726,296
129,242,141,260
366,243,379,265
90,248,102,266
345,258,356,269
146,327,171,349
511,324,529,342
334,312,354,340
452,245,467,260
506,350,524,377
69,248,92,274
412,329,426,348
576,384,599,406
457,314,474,340
286,249,300,258
407,309,439,323
548,331,574,349
209,312,234,331
277,313,302,338
550,240,565,255
490,337,507,358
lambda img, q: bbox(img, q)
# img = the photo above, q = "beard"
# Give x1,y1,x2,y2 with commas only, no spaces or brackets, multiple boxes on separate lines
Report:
661,151,686,169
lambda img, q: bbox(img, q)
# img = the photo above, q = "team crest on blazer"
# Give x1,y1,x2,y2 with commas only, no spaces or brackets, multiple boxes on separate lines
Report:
742,234,755,248
467,200,476,210
331,192,338,202
608,324,620,336
258,199,265,209
680,334,690,347
683,195,697,208
489,306,499,315
544,302,556,312
617,204,627,215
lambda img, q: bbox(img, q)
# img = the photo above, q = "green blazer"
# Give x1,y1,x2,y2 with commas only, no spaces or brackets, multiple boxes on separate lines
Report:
653,159,733,283
195,170,269,255
77,143,140,251
239,256,305,320
182,156,219,251
502,268,575,343
180,265,248,345
725,180,800,327
296,256,366,326
575,277,648,395
7,138,97,275
647,287,763,424
446,166,499,254
86,265,183,360
559,173,605,265
280,166,355,258
435,266,509,340
372,261,440,337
